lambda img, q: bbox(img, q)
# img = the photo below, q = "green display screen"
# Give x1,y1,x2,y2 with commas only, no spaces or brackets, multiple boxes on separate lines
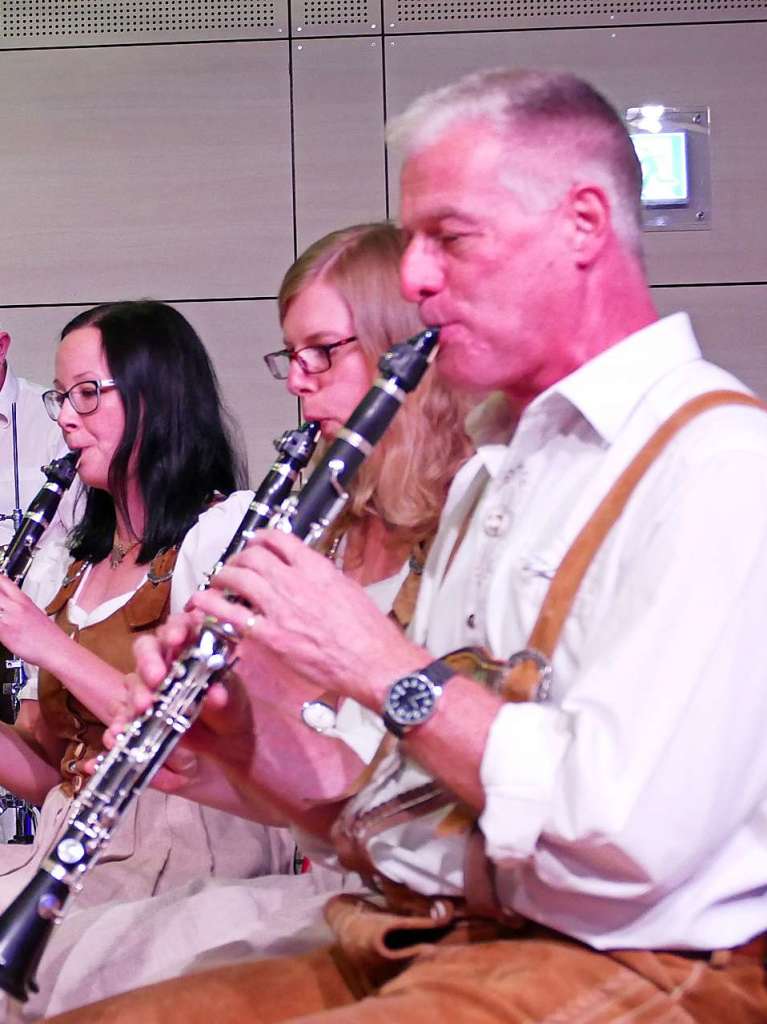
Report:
631,131,689,206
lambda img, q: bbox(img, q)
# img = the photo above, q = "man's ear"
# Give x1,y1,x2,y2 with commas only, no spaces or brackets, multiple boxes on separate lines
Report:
566,184,612,267
0,332,10,363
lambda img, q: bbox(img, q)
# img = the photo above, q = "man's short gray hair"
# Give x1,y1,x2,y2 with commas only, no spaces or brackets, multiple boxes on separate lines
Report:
388,68,643,253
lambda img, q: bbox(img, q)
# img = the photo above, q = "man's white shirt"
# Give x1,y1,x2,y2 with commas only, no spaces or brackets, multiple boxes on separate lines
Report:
319,313,767,952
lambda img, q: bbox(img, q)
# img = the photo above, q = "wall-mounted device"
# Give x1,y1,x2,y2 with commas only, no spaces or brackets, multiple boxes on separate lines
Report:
625,105,711,232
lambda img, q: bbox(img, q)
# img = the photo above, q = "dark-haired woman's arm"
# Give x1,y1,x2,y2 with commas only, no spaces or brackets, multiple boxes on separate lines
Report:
0,702,62,804
0,576,130,725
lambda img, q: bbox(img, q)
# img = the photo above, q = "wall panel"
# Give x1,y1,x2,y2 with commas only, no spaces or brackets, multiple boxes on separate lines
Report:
384,24,767,287
384,0,767,33
1,4,765,476
290,0,380,36
292,36,387,254
0,0,288,46
653,284,767,396
0,42,293,305
179,300,299,478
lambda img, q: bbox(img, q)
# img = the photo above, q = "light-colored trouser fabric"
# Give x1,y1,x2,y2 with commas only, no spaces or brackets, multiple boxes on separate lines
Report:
42,924,767,1024
0,784,303,1019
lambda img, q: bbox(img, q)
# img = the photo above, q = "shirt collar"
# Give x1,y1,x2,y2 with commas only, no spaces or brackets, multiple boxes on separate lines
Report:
465,313,702,473
542,312,702,444
465,391,518,477
0,364,21,428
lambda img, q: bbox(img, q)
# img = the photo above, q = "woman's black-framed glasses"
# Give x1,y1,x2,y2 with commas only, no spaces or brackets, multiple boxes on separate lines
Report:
263,336,358,381
42,379,118,421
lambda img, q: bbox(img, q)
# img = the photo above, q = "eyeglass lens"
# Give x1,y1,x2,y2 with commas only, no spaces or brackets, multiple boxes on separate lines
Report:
43,381,105,420
265,348,331,380
265,338,356,381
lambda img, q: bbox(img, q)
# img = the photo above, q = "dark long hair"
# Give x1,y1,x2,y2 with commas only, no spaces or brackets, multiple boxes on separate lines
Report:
63,300,247,564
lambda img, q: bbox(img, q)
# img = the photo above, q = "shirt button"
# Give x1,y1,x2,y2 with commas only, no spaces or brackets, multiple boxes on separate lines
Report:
467,613,476,628
483,508,510,537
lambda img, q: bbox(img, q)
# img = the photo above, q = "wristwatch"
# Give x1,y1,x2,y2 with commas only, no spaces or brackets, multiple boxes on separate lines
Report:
382,658,454,738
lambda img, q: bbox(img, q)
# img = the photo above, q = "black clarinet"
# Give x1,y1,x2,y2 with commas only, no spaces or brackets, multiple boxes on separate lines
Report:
273,328,439,541
0,451,79,587
0,422,319,1001
0,451,80,729
207,421,321,581
0,328,438,1003
0,452,80,851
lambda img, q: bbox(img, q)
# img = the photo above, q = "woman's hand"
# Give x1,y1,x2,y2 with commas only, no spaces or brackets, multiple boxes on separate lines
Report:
0,575,63,666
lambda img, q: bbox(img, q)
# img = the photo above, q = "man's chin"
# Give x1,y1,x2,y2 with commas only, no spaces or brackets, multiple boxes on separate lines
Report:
434,346,487,394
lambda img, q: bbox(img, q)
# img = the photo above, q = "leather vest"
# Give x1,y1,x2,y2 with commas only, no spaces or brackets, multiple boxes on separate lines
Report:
38,548,178,796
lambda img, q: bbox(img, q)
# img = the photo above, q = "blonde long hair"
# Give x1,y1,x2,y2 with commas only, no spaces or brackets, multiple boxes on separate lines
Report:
279,222,472,546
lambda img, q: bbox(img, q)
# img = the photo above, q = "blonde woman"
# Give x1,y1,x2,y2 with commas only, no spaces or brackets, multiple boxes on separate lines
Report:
270,221,470,603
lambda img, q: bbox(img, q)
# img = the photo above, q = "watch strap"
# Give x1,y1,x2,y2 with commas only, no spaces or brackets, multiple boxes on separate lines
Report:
419,657,454,688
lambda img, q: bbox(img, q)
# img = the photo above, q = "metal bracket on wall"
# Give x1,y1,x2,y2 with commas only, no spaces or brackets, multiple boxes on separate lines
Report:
626,105,711,232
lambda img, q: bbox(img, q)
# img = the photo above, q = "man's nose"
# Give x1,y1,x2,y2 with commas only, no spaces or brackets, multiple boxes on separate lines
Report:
400,236,443,304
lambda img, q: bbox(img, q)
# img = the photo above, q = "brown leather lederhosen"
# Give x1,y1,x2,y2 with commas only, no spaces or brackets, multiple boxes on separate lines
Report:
38,547,178,796
327,390,767,934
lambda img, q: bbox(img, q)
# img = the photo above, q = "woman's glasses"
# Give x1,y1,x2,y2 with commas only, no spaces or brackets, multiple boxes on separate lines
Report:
42,379,118,421
263,336,357,381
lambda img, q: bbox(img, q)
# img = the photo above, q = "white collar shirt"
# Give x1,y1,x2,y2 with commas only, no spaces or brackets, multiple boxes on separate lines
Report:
403,311,767,950
301,313,767,951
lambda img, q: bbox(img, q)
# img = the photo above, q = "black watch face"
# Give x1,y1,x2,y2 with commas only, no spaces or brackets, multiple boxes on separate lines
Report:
388,675,437,726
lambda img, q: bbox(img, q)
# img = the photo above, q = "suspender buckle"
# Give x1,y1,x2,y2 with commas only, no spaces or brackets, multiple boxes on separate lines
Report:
502,648,553,703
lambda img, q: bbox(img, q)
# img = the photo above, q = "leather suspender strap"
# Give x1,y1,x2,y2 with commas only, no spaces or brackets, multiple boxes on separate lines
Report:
389,536,433,632
45,559,88,615
498,389,767,701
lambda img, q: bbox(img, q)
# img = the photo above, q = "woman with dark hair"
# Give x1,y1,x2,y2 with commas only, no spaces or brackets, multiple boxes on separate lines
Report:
0,300,291,915
63,300,248,570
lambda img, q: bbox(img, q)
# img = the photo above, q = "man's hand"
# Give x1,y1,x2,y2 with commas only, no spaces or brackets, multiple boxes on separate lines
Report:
104,613,258,784
187,530,430,713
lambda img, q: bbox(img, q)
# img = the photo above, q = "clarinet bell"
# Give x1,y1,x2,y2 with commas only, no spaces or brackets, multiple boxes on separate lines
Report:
0,869,70,1001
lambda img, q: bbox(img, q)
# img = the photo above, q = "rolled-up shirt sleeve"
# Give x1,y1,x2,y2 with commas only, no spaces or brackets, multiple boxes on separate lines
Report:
480,703,571,863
